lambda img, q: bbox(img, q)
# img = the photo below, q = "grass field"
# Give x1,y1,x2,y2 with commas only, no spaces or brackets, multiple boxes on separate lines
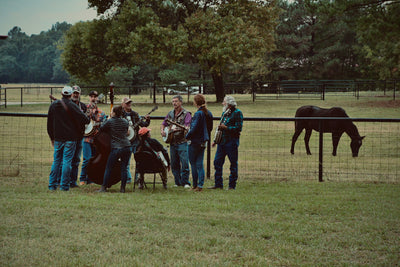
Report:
1,91,399,266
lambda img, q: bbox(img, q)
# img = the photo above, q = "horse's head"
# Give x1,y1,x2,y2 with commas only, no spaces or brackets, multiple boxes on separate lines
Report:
350,136,365,157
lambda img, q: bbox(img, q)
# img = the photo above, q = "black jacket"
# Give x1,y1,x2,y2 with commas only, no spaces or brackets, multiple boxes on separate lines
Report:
137,137,170,166
47,96,90,142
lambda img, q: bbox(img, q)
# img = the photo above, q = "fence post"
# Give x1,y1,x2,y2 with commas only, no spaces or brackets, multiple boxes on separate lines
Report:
318,119,324,182
153,83,156,104
206,135,211,179
20,87,23,107
251,82,256,102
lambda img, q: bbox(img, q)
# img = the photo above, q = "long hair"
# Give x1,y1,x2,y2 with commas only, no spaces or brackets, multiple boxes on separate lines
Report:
194,94,208,114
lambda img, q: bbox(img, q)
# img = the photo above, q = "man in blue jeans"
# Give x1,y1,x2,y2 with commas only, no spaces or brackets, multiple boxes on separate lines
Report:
210,95,243,190
47,86,89,191
161,95,192,188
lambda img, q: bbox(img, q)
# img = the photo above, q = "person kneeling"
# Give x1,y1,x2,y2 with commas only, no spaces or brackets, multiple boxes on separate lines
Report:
136,127,170,189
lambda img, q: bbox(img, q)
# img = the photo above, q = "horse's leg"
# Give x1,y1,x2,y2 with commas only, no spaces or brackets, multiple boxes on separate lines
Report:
290,128,303,154
304,128,312,155
332,132,343,156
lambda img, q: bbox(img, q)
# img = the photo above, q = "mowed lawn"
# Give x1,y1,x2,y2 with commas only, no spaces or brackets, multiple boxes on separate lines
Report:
1,94,399,266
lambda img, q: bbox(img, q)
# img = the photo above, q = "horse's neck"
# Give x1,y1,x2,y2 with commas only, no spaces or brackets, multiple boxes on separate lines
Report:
345,123,360,139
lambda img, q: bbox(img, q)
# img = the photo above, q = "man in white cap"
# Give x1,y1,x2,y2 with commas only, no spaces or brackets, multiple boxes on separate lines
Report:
47,86,89,191
69,85,87,187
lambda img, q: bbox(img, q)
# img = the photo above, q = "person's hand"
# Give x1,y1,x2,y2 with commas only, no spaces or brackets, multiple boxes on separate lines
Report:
167,165,171,172
51,140,54,147
144,115,150,120
161,129,166,137
218,124,227,130
212,142,216,147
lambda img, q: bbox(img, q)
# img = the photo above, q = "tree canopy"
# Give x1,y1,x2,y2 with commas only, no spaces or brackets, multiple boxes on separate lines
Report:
62,0,279,101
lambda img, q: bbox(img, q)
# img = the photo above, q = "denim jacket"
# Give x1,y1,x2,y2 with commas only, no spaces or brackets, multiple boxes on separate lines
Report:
185,107,211,145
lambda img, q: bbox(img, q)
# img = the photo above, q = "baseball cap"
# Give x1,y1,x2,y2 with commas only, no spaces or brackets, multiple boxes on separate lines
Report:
122,97,132,104
62,86,73,96
89,90,98,97
72,85,81,93
138,127,151,136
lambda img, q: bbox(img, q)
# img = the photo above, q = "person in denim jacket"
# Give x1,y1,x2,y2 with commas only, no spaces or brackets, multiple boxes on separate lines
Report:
185,94,213,192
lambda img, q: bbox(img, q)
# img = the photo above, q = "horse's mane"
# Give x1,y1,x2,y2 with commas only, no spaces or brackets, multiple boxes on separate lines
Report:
346,122,361,139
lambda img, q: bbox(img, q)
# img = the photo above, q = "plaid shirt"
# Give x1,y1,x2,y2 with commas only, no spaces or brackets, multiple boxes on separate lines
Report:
83,105,106,144
220,107,243,144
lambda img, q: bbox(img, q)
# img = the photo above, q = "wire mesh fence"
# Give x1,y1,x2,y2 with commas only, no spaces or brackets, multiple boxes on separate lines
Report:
0,114,399,184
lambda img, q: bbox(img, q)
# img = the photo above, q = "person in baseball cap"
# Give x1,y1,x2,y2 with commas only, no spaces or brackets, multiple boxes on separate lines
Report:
62,86,73,96
89,90,98,97
138,127,151,136
122,97,132,104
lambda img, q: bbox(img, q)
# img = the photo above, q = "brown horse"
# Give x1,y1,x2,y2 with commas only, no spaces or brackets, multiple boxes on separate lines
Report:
290,106,365,157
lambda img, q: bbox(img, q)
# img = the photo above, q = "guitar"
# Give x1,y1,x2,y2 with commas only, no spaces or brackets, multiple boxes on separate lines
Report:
213,109,232,144
127,106,158,141
163,119,188,143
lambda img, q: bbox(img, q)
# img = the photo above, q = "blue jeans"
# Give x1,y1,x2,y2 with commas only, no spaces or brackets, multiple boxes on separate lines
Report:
170,142,190,186
188,144,206,188
49,141,76,191
214,138,239,189
102,147,131,188
126,144,139,183
70,139,83,186
79,141,95,182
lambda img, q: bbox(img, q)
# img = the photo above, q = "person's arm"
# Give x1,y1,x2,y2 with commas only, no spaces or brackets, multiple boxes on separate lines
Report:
47,104,55,145
226,110,243,134
161,114,169,137
185,111,201,140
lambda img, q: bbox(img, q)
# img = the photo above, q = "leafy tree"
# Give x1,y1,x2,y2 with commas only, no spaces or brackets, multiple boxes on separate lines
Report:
64,0,279,101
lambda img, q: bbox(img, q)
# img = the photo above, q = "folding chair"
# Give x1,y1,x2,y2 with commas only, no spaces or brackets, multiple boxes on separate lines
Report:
133,151,166,191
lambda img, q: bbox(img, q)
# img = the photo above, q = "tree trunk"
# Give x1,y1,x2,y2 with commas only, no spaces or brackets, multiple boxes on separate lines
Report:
212,71,224,102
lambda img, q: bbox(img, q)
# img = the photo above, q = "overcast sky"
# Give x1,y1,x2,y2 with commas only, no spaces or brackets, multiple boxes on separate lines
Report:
0,0,98,36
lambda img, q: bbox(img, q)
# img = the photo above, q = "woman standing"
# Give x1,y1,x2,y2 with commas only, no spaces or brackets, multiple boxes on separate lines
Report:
185,94,213,191
98,105,131,193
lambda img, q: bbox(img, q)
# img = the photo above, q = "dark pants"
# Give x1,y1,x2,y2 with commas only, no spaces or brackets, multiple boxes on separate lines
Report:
214,138,239,189
102,147,131,188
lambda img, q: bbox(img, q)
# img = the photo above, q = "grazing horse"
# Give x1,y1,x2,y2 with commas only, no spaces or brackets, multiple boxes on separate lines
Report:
290,106,365,157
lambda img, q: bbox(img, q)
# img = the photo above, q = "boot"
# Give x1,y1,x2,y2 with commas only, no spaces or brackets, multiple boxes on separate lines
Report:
97,185,107,193
120,185,125,193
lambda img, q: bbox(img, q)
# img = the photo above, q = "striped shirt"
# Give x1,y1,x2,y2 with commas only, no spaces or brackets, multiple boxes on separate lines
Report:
99,117,131,149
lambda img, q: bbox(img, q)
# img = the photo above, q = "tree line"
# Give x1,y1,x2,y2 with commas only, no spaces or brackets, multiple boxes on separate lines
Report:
1,0,399,101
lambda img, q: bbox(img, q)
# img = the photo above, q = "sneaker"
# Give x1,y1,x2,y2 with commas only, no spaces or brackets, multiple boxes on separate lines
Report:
194,187,203,192
184,184,191,189
79,181,86,186
70,184,79,188
173,185,179,187
189,187,197,191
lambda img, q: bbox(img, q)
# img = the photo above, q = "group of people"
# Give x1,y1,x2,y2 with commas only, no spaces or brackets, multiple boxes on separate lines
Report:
47,85,243,193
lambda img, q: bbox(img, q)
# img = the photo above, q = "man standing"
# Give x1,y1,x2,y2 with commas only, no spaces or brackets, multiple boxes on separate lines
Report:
121,97,150,184
47,86,89,191
69,85,87,188
209,95,243,190
79,90,106,185
161,95,191,188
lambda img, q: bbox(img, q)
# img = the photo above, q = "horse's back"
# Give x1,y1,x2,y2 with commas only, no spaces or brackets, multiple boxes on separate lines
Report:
295,105,348,117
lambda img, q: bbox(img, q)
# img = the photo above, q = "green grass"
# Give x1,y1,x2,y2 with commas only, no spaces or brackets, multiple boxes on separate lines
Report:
1,93,399,266
1,178,400,266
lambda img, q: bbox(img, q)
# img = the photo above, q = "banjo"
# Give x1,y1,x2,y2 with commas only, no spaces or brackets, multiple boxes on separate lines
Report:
163,119,188,144
126,106,158,141
213,108,232,144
